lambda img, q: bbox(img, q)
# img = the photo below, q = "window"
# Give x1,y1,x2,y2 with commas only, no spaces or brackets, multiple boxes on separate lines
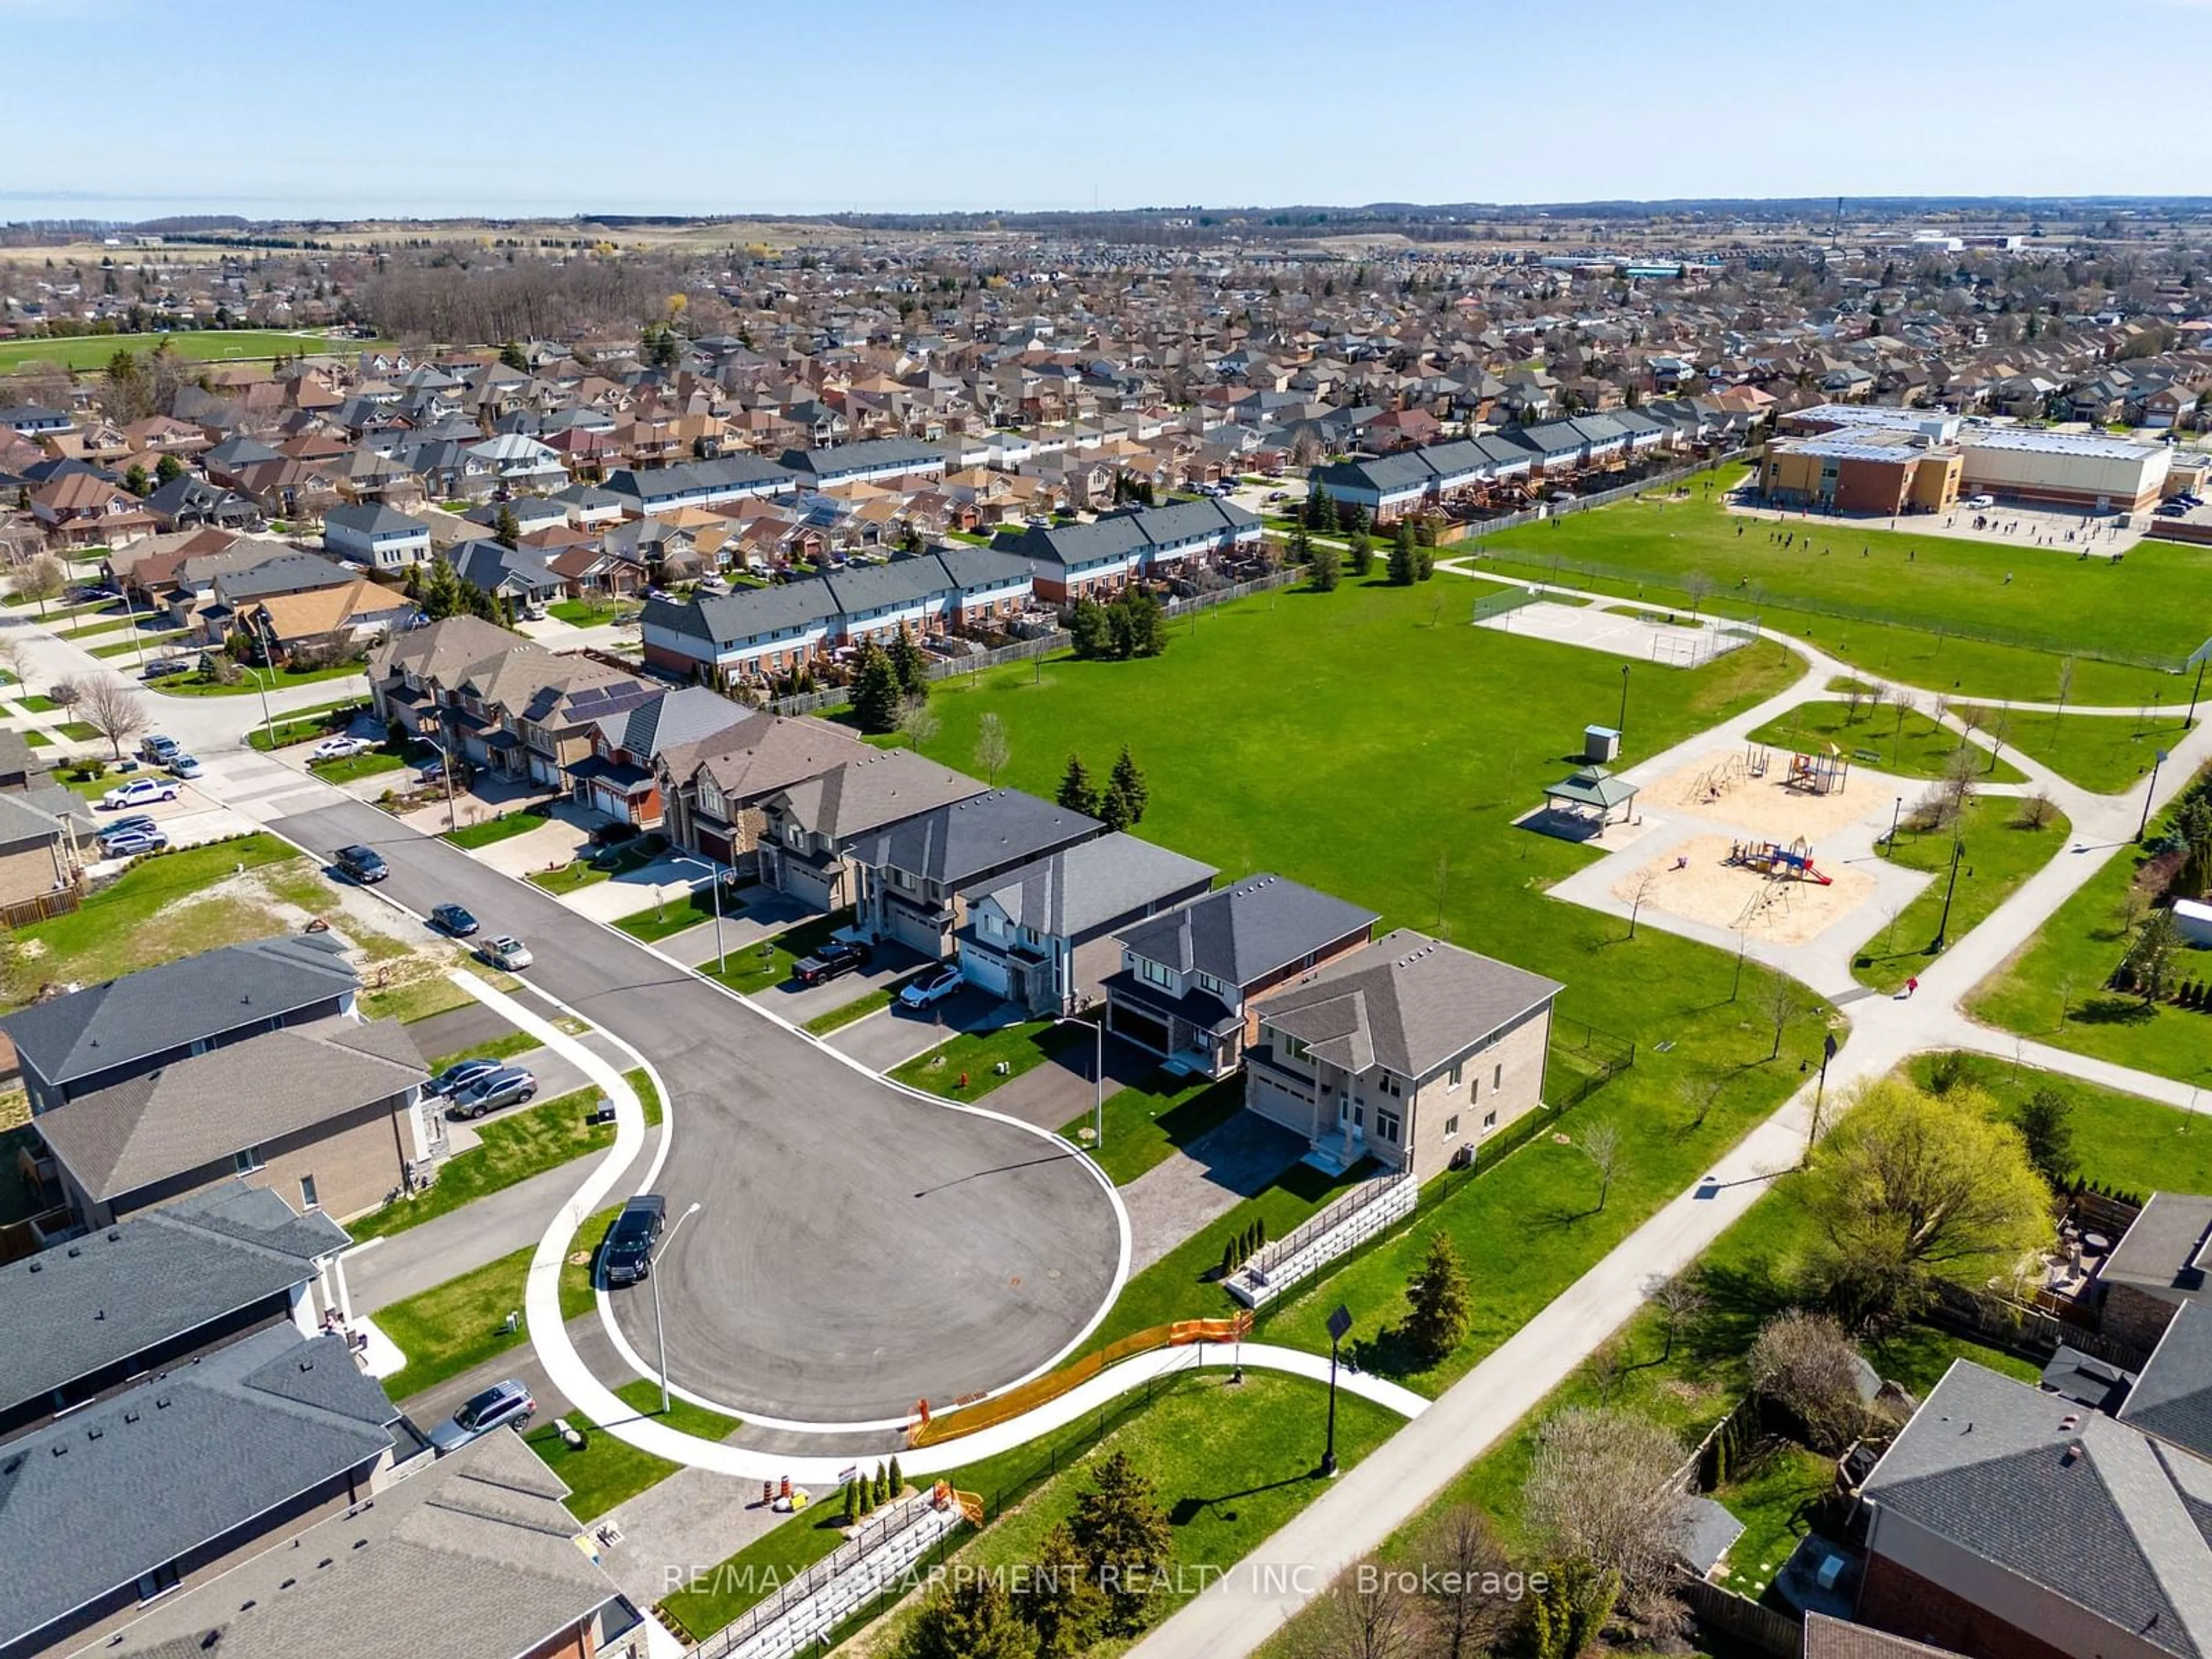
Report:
1278,1032,1308,1062
137,1562,181,1604
234,1145,266,1176
1380,1074,1403,1099
1448,1059,1463,1092
698,778,724,817
1443,1115,1460,1138
1139,957,1173,989
299,1174,319,1211
1377,1109,1401,1143
1493,1063,1503,1090
1483,1110,1497,1132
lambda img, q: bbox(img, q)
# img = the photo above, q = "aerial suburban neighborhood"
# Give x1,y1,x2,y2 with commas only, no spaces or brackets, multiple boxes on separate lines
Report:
3,7,2212,1659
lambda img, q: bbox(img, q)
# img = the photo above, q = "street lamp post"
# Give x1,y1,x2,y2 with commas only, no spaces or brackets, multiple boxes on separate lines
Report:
670,854,729,975
1321,1304,1352,1477
1058,1010,1105,1152
1933,840,1966,953
1806,1032,1839,1159
650,1200,703,1415
422,736,460,835
1616,665,1630,742
2138,748,2171,843
1884,796,1903,859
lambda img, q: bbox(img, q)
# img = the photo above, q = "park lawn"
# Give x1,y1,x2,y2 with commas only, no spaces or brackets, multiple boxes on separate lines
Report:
1747,698,2027,783
1968,772,2211,1085
0,330,384,373
1995,708,2195,796
1853,794,2071,994
442,810,547,849
427,1028,540,1073
1059,1072,1245,1186
1471,468,2188,706
160,660,366,697
247,699,368,750
657,1502,853,1637
0,834,301,1008
703,910,855,996
309,749,404,784
890,1018,1077,1100
613,886,740,942
524,1378,740,1522
1905,1052,2212,1196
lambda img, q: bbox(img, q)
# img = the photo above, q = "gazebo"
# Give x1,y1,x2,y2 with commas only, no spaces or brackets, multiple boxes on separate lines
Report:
1541,764,1639,832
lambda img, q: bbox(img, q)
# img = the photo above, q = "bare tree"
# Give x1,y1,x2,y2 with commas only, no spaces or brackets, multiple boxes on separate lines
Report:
1411,1505,1522,1659
1748,1310,1881,1452
1681,570,1713,618
1578,1120,1623,1211
48,676,80,710
2054,656,2076,726
12,554,65,618
2017,788,2056,830
0,632,26,687
1767,972,1797,1060
971,712,1009,784
1843,679,1867,722
1525,1406,1692,1602
1282,1560,1422,1659
894,696,940,753
1646,1271,1710,1360
1939,740,1980,829
1677,1067,1726,1128
79,677,147,761
1986,702,2013,775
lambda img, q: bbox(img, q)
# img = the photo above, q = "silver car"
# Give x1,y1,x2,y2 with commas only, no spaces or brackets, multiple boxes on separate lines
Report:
429,1380,535,1454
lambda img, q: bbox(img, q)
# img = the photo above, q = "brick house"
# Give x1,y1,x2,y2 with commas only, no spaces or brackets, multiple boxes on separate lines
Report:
656,714,873,868
2093,1191,2212,1353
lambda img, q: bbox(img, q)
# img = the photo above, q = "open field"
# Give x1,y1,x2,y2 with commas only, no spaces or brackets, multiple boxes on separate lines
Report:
1906,1052,2212,1195
1992,707,2196,796
1854,794,2070,993
0,329,388,373
1471,467,2196,706
1747,698,2027,784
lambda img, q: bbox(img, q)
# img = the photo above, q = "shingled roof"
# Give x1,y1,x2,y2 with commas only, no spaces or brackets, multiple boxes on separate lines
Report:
1114,873,1378,988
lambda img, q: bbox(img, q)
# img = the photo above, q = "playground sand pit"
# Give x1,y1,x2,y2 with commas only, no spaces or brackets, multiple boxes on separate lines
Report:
1638,747,1898,840
1610,834,1880,945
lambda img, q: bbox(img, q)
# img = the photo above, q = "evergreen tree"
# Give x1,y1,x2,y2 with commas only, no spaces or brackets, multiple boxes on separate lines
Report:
1404,1231,1472,1362
873,1461,889,1506
499,339,529,371
1100,778,1135,831
154,453,184,485
1414,544,1436,581
850,643,903,734
495,503,521,546
1309,540,1340,592
1057,754,1100,817
1067,1450,1174,1637
889,622,929,697
1387,519,1417,585
123,463,149,498
1068,596,1110,659
888,1455,904,1497
1105,595,1137,660
895,1573,1039,1659
1028,1522,1106,1658
1286,522,1311,568
2016,1088,2077,1189
1108,747,1148,824
1306,484,1336,535
843,1476,861,1525
1120,589,1168,657
1338,501,1369,539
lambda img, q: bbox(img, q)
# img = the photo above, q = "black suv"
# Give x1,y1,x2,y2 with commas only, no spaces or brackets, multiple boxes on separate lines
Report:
792,938,871,986
335,844,388,883
601,1194,668,1287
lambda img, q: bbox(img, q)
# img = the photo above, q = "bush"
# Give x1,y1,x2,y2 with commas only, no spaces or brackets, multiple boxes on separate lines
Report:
1748,1310,1878,1453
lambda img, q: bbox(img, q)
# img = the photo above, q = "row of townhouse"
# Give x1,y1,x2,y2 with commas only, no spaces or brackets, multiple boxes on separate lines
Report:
1309,408,1687,521
987,496,1265,600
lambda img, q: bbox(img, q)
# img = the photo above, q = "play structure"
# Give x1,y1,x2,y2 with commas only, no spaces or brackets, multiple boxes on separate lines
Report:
1783,745,1848,796
1691,752,1747,803
1728,837,1834,885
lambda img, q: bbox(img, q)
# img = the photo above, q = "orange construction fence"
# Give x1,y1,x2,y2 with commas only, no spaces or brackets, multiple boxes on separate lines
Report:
907,1313,1253,1448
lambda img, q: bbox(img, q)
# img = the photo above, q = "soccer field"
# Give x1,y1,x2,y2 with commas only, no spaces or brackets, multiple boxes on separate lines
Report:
0,329,386,373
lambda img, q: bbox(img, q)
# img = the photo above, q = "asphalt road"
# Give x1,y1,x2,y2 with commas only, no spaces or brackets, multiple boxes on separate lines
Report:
271,797,1123,1425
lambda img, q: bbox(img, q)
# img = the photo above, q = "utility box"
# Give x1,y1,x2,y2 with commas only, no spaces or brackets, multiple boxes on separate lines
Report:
1584,725,1622,764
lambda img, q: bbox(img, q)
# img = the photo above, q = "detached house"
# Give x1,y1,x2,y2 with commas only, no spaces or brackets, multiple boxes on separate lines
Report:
1244,930,1560,1180
656,713,874,868
1104,874,1380,1079
843,787,1104,959
756,750,988,913
569,685,757,827
322,502,431,570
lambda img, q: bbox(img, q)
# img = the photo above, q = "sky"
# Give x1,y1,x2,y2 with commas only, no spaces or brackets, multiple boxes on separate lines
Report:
5,0,2211,221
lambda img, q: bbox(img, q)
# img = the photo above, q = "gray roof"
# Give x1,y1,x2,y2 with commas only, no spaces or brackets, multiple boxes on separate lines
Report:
0,788,70,855
1115,873,1379,988
768,749,987,844
779,437,944,476
213,552,357,603
0,934,359,1091
0,1326,397,1654
0,1183,346,1418
1546,765,1640,810
2102,1192,2212,1304
35,1018,426,1205
324,502,430,537
1863,1360,2212,1659
83,1429,625,1659
843,787,1099,887
645,582,842,647
604,454,794,503
1256,929,1560,1079
0,726,36,779
2123,1302,2212,1463
960,833,1217,941
596,685,756,765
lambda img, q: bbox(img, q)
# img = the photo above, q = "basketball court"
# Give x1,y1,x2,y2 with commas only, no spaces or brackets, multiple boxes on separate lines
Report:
1476,599,1750,666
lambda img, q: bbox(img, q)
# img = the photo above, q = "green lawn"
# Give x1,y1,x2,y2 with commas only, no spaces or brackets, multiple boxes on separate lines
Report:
380,1230,601,1404
89,631,190,658
0,329,385,373
245,699,369,751
657,1502,853,1637
547,597,635,627
427,1029,540,1074
1747,698,2027,783
702,910,855,996
802,980,912,1036
14,695,61,713
1995,709,2195,796
1969,770,2212,1086
0,834,301,1008
525,836,665,892
1714,1445,1838,1600
56,616,139,641
309,749,404,784
1853,794,2070,993
53,721,100,743
524,1378,740,1522
160,660,366,697
613,886,743,943
346,1068,658,1242
1059,1073,1245,1185
1471,466,2192,704
1906,1052,2212,1197
21,731,50,748
890,1018,1077,1100
442,810,549,849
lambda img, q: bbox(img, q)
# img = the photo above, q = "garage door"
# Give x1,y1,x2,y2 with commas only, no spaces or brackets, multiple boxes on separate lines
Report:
1247,1070,1315,1137
961,950,1011,999
1109,1002,1169,1055
890,906,947,959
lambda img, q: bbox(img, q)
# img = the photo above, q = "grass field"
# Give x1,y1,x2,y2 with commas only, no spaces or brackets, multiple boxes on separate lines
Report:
1853,794,2070,993
1471,468,2194,706
1746,698,2026,783
379,1232,601,1404
1969,768,2212,1086
891,1018,1077,1099
0,329,385,373
1060,1073,1245,1185
309,749,404,784
1993,707,2195,796
245,699,367,750
1905,1052,2212,1196
613,887,738,943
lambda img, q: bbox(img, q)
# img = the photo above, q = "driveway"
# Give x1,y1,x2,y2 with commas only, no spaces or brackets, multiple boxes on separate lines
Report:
1119,1115,1305,1271
749,938,927,1027
271,796,1122,1425
827,985,1002,1072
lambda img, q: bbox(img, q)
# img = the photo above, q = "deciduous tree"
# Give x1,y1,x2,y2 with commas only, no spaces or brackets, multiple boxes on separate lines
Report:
1525,1406,1690,1601
1578,1121,1622,1211
973,713,1010,785
79,676,149,761
1748,1310,1876,1452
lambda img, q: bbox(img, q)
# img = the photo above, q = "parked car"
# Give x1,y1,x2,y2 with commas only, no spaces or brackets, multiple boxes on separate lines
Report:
103,813,157,838
599,1194,668,1287
898,962,964,1009
138,734,180,764
97,828,168,858
792,938,871,986
1965,494,1996,509
166,755,202,780
334,844,388,883
311,734,370,761
446,1066,536,1120
417,758,449,784
429,902,479,937
428,1380,536,1455
479,935,533,971
141,657,193,680
100,777,179,810
429,1057,505,1097
2158,502,2190,517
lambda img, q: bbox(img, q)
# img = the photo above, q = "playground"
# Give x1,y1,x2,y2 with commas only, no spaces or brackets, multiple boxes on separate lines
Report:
1636,743,1883,841
1607,832,1883,946
1474,598,1750,666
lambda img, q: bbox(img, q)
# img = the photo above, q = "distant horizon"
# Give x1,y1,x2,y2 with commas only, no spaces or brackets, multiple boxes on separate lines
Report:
7,0,2212,215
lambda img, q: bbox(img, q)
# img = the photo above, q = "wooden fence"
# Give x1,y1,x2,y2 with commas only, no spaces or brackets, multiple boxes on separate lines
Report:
1680,1577,1802,1658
